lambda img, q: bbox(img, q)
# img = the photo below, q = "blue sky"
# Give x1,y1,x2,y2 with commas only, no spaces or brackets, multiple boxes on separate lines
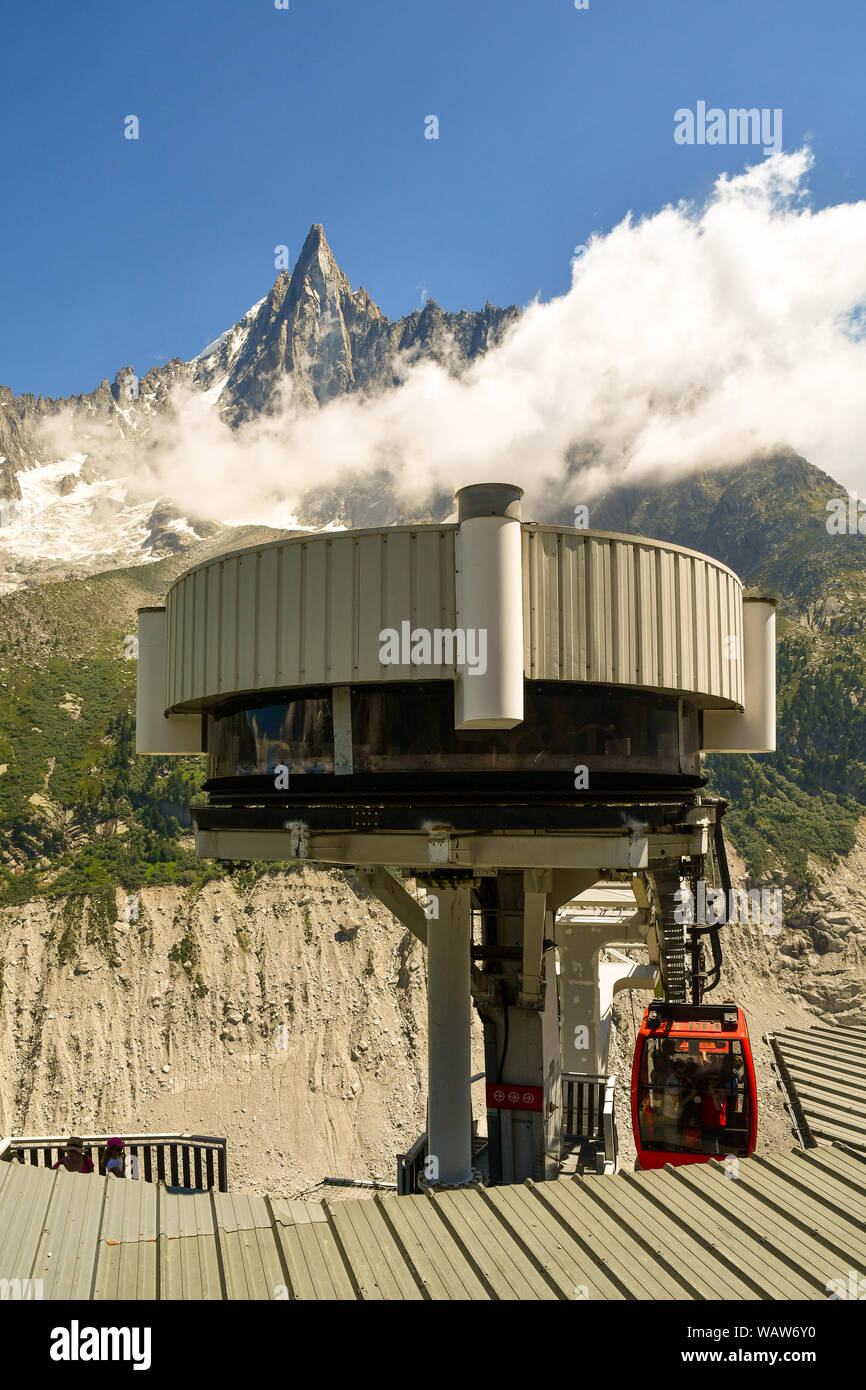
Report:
1,0,863,398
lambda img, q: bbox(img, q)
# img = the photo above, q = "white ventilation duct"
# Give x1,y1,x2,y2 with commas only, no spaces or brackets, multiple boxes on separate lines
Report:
135,608,204,754
454,483,525,730
702,597,777,753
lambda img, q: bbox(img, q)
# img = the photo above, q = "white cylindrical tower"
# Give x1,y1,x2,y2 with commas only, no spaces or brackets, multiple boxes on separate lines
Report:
454,482,525,730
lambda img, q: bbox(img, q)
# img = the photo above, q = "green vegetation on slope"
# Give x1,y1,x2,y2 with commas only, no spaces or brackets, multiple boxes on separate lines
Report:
0,654,224,905
0,556,228,907
705,626,866,886
704,754,859,885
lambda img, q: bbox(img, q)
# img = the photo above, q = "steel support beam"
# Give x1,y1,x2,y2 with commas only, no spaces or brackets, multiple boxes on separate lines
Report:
195,827,708,869
358,867,427,946
520,869,551,1006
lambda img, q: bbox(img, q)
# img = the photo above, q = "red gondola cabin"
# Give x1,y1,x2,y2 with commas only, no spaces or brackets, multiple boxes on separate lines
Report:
631,1001,757,1169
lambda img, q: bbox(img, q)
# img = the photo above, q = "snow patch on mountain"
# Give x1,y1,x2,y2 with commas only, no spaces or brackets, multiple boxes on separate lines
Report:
1,456,155,567
200,375,230,406
192,297,266,365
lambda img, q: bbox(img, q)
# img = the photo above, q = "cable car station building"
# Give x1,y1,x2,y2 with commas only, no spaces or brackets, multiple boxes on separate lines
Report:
137,483,776,1190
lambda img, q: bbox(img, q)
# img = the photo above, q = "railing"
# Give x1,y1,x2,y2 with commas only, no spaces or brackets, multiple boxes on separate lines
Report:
396,1072,488,1194
0,1132,228,1191
396,1132,428,1195
396,1130,491,1193
601,1076,618,1175
562,1073,618,1174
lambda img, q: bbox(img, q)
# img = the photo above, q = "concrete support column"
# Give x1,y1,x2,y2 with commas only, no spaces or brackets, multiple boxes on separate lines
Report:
558,921,608,1075
427,881,473,1185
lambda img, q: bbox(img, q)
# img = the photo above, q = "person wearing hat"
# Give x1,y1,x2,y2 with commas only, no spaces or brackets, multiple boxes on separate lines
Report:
52,1136,94,1174
102,1138,126,1179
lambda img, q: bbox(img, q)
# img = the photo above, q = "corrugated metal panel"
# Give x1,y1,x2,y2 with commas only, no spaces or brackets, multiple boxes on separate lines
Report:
769,1023,866,1151
0,1160,57,1288
164,528,458,708
271,1198,357,1300
523,527,744,702
3,1145,864,1300
162,525,743,708
95,1175,161,1300
675,552,694,692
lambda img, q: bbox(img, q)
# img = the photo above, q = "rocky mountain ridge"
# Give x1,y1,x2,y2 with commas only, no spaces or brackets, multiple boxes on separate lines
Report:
0,225,518,586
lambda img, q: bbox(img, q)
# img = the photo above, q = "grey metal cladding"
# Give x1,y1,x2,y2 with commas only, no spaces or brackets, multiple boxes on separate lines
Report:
522,526,742,700
770,1023,866,1152
163,524,743,710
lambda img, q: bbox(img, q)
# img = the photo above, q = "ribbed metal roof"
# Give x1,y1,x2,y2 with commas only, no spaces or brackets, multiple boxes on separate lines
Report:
768,1022,866,1151
2,1144,864,1299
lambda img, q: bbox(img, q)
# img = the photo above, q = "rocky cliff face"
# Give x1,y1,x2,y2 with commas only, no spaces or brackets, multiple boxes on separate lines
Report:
769,823,866,1019
3,842,861,1189
0,868,438,1196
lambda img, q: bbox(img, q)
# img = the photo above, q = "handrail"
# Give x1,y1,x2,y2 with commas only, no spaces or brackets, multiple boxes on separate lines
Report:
4,1132,224,1146
396,1131,428,1195
561,1072,619,1173
602,1075,618,1173
561,1072,611,1085
2,1132,229,1191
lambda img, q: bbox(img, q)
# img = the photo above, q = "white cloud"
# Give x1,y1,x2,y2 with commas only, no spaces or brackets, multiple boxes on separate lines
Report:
36,149,866,525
